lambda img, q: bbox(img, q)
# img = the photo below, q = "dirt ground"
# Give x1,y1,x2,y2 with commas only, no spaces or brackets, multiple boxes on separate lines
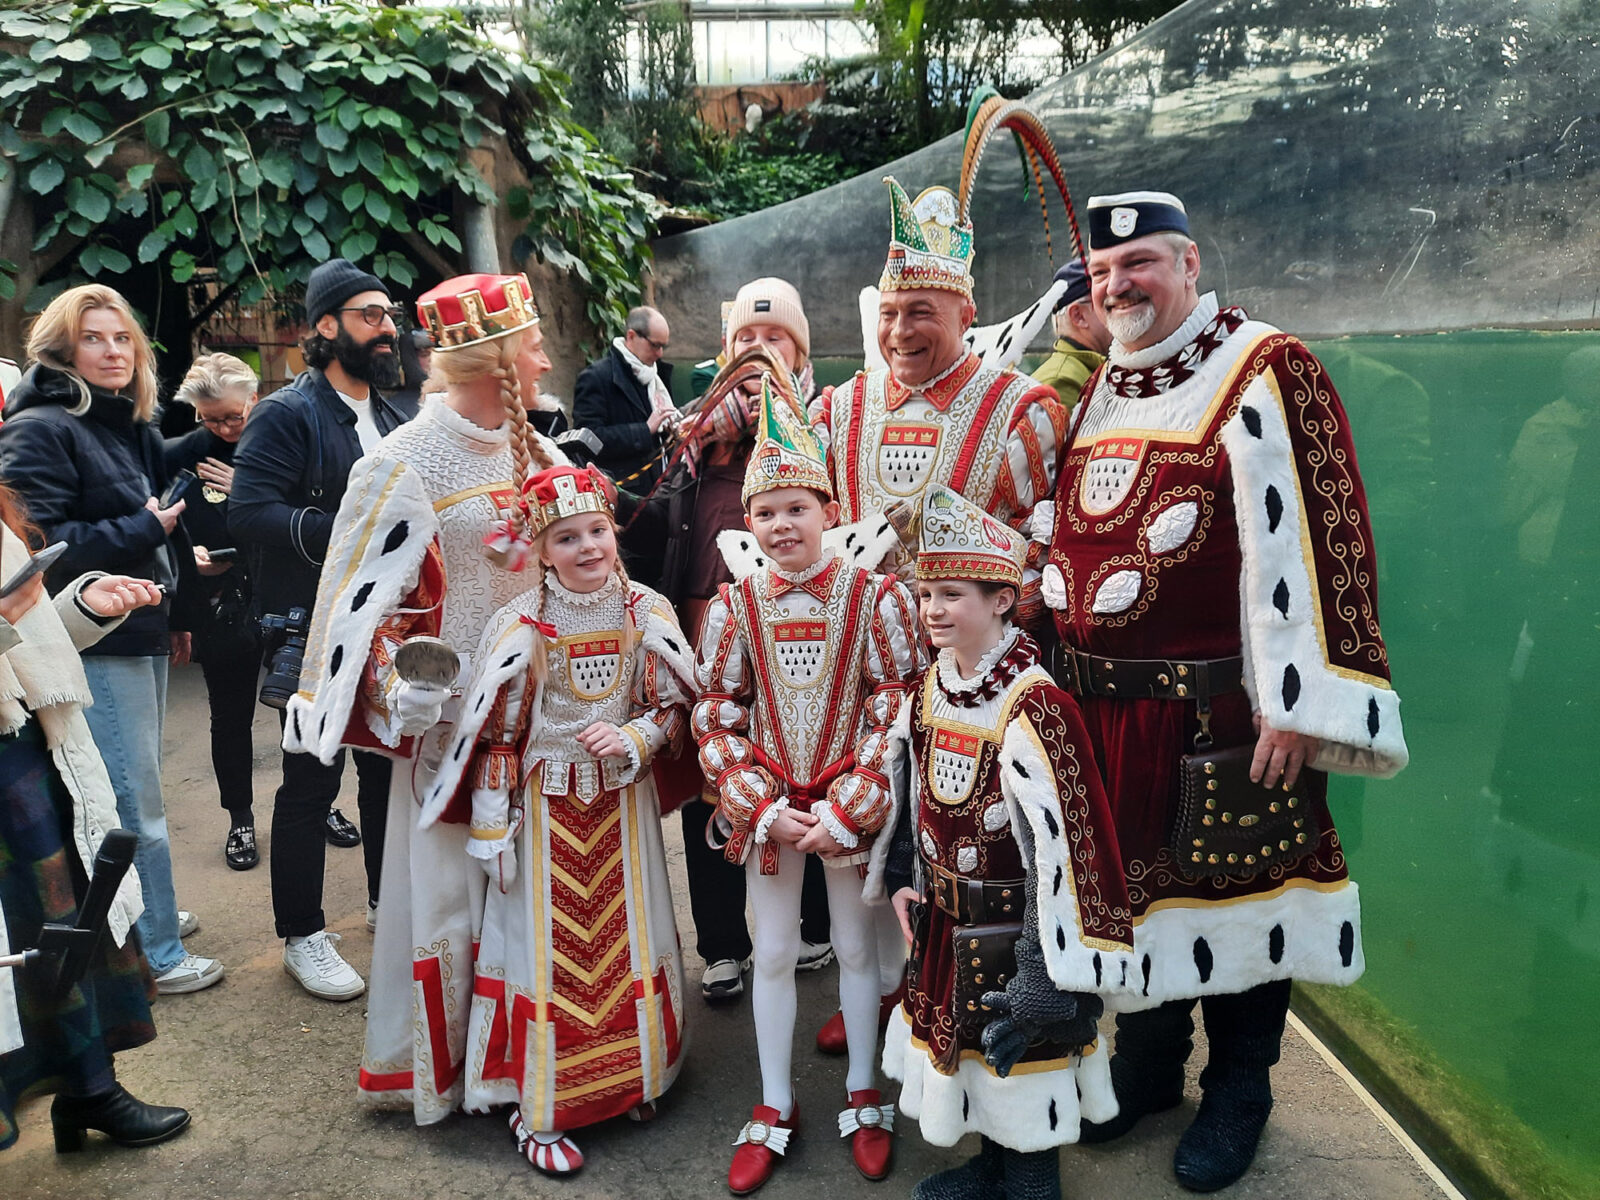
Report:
3,666,1448,1199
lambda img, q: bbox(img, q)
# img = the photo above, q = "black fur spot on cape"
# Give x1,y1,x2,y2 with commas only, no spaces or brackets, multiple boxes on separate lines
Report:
1265,485,1283,533
329,645,344,678
1056,923,1067,951
350,581,375,612
1241,405,1262,438
1011,759,1031,781
1273,578,1290,618
1092,952,1103,988
381,521,409,555
1193,937,1214,984
1141,954,1152,995
1052,866,1063,897
1048,1099,1059,1131
1269,924,1285,964
1282,664,1301,711
1339,921,1355,968
1367,697,1381,738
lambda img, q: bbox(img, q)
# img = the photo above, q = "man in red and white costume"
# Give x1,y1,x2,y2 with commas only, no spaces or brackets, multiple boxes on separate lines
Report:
807,175,1071,1053
1044,191,1409,1191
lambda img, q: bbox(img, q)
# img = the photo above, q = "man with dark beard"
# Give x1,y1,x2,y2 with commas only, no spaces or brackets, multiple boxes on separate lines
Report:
230,258,417,1000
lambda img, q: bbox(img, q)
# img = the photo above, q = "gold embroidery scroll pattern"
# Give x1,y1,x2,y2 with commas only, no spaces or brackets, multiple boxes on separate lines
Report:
1280,355,1388,673
1026,696,1131,932
1081,486,1215,629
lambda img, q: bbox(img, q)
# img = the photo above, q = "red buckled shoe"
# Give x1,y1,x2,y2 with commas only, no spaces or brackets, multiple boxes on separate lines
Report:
838,1088,894,1181
728,1104,797,1196
816,978,909,1055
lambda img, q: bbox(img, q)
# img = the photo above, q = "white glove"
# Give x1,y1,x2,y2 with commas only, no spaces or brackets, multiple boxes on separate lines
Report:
393,681,449,736
482,844,518,892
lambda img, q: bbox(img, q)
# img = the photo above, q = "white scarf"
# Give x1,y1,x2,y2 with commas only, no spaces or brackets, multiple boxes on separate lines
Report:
613,336,675,417
0,527,96,748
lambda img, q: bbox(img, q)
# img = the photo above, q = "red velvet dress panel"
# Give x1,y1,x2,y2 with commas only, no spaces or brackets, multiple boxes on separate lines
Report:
1048,336,1366,919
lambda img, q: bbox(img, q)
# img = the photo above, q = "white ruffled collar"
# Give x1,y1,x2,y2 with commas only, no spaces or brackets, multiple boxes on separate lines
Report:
427,394,510,453
545,570,623,607
770,548,838,586
935,624,1020,693
1109,292,1219,370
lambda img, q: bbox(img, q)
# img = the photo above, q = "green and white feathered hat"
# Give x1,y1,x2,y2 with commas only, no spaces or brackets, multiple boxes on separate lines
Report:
878,176,975,298
742,375,833,506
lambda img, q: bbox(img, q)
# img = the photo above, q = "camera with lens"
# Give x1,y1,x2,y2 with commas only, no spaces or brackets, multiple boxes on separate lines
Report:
258,606,310,710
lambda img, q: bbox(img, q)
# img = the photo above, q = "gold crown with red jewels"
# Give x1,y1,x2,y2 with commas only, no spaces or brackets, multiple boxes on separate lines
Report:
916,485,1025,587
522,465,616,535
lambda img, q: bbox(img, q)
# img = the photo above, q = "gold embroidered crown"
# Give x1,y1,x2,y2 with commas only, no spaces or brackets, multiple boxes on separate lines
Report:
916,485,1025,587
523,465,617,535
878,177,975,298
416,273,539,350
742,376,833,506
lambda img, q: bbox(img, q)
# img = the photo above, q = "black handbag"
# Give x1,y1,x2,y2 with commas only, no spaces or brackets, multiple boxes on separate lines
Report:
950,921,1023,1039
1172,744,1322,879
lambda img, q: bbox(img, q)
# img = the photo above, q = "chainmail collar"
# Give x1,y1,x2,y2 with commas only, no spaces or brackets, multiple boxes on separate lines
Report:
934,626,1039,706
426,394,510,452
1103,293,1248,399
545,570,623,608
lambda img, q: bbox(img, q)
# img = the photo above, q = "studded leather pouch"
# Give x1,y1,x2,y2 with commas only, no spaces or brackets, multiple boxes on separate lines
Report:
1172,745,1322,879
950,921,1022,1040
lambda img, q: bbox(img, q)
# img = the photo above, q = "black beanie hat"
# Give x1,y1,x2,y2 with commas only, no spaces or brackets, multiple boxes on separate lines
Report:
305,258,388,326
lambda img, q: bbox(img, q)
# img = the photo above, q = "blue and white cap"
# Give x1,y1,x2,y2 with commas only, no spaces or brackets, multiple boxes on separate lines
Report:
1086,191,1190,250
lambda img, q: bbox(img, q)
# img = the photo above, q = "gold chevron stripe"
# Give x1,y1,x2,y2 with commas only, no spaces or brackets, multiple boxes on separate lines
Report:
556,1034,640,1073
552,935,632,988
550,975,636,1028
550,809,621,857
556,1066,643,1102
550,850,624,902
551,891,628,943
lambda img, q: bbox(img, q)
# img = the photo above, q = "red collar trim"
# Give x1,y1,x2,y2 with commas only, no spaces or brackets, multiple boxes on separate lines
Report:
886,353,981,412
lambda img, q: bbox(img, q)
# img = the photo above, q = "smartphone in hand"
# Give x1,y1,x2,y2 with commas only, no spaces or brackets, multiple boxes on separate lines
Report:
0,541,68,598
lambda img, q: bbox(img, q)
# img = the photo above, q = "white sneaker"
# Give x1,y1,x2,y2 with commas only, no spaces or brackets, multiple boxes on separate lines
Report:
177,910,200,939
283,930,365,1001
701,957,751,1001
796,940,835,972
154,953,225,995
366,901,378,933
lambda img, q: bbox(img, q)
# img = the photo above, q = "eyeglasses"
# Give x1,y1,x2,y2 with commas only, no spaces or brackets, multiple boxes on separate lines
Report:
199,413,248,430
336,304,407,328
630,329,668,353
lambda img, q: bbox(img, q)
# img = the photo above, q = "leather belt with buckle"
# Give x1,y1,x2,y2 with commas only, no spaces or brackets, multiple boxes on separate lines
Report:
1055,647,1244,702
924,858,1025,923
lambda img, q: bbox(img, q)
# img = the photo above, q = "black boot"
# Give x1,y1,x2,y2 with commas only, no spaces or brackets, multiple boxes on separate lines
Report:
911,1136,1006,1200
1172,980,1290,1192
1001,1147,1062,1200
1078,997,1195,1144
51,1083,191,1152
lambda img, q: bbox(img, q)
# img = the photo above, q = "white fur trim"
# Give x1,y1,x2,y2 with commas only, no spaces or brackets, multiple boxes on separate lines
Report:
882,1007,1115,1151
1115,880,1364,1012
862,699,913,902
419,615,536,828
283,456,437,763
716,516,900,582
964,279,1068,373
1001,719,1139,996
1221,371,1408,778
635,587,695,689
716,528,767,580
859,287,887,372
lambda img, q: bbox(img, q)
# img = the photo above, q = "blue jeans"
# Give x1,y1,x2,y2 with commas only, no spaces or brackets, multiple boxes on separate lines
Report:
80,655,183,975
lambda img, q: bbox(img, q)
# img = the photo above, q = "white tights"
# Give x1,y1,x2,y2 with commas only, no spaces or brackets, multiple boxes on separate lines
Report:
747,845,881,1115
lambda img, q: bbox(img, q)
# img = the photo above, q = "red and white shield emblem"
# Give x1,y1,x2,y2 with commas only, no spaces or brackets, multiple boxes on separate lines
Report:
1079,436,1147,515
772,619,828,687
565,634,623,700
929,726,983,805
876,421,942,497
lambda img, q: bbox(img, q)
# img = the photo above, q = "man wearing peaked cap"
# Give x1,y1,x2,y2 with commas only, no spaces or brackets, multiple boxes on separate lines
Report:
1042,191,1410,1190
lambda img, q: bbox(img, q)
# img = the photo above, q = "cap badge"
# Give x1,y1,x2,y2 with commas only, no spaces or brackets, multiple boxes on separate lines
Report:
1111,207,1139,237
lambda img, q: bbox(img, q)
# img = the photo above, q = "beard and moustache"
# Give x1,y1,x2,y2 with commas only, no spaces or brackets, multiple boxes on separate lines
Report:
1104,295,1157,347
332,324,403,390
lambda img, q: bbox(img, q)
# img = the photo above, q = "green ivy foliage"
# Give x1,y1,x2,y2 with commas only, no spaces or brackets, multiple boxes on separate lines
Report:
0,0,658,336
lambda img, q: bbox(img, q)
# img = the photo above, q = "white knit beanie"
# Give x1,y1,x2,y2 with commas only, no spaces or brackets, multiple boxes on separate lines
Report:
724,277,810,365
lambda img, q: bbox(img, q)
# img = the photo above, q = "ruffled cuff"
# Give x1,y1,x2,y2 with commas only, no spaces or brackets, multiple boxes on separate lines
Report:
812,802,861,850
751,796,790,845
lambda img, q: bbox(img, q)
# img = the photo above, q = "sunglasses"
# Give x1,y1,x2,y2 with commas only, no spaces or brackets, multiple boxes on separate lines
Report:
335,304,407,328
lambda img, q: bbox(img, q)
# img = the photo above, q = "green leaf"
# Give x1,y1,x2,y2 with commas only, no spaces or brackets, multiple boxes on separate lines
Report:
116,189,148,218
56,39,94,63
29,158,65,194
303,229,330,260
144,109,171,146
316,123,348,152
84,140,117,169
275,60,303,90
172,203,198,238
152,0,193,17
364,191,391,223
359,63,387,87
337,98,361,132
190,175,218,211
62,111,104,143
120,74,150,101
259,152,294,189
303,193,329,222
136,44,173,70
183,144,217,183
81,243,102,275
175,12,213,38
340,181,366,210
356,138,384,176
73,185,111,224
99,245,132,274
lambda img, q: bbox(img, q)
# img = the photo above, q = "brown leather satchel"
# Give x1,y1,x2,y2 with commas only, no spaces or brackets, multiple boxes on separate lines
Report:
1172,744,1322,879
950,921,1023,1039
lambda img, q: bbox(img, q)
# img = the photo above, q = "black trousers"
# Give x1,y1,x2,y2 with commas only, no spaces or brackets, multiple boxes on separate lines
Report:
200,650,259,816
679,797,829,964
270,723,390,939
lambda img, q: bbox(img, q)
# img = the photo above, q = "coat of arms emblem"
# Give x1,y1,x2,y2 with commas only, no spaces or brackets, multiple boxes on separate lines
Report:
565,634,623,700
929,725,983,804
772,619,828,687
876,421,942,497
1079,436,1147,515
